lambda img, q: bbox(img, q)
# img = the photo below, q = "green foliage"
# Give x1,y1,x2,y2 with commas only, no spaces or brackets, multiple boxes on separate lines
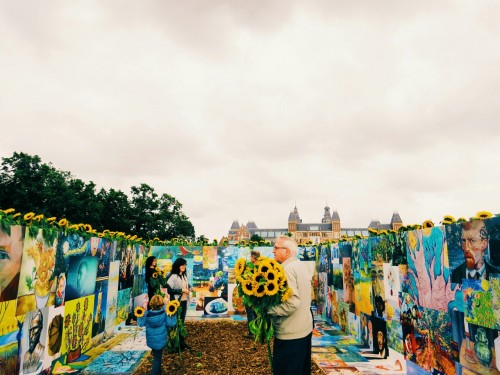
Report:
0,152,195,242
250,233,264,243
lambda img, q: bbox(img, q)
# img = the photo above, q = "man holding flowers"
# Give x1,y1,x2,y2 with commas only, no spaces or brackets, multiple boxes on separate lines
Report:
267,235,313,375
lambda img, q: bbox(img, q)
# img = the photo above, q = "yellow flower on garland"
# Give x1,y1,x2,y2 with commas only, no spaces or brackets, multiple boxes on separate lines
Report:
134,306,145,318
476,211,493,220
442,215,455,225
235,258,246,277
422,220,434,228
166,301,179,316
24,212,35,221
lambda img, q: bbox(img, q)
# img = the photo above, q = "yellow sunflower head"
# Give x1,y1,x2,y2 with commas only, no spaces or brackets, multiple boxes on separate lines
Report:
268,258,280,269
24,212,35,221
476,211,493,220
265,269,278,282
442,215,455,225
422,220,434,228
152,272,158,279
235,258,246,277
166,301,179,316
265,280,279,296
281,287,293,302
257,259,272,274
253,283,266,298
134,306,145,318
278,275,287,289
241,279,254,296
252,272,266,285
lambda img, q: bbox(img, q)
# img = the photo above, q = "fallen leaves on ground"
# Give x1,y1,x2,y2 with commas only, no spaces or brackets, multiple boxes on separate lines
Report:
134,320,323,375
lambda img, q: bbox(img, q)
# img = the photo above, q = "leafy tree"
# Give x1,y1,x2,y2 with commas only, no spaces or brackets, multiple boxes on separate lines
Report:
0,152,195,241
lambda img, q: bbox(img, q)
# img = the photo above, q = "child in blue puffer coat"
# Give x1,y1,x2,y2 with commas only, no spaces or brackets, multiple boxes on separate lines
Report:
137,295,169,375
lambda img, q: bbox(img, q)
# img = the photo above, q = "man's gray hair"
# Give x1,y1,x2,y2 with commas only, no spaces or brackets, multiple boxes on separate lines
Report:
276,235,298,257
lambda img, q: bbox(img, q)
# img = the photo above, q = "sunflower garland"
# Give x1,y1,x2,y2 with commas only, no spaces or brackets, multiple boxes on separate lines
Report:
235,255,293,368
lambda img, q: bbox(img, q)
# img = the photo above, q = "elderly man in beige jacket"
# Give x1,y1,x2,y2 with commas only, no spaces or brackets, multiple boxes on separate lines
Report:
268,235,313,375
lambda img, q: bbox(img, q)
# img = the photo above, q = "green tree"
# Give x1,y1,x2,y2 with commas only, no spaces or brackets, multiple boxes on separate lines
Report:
0,152,195,241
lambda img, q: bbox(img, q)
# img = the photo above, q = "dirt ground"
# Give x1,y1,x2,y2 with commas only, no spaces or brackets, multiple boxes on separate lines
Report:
134,320,323,375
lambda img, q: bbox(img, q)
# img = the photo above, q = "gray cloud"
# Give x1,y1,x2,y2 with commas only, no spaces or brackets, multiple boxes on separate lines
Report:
1,1,499,239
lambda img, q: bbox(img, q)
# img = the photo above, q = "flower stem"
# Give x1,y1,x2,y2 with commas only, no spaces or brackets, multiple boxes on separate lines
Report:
267,340,273,371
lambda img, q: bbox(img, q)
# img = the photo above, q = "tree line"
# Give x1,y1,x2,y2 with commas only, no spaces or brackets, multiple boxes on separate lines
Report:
0,152,195,242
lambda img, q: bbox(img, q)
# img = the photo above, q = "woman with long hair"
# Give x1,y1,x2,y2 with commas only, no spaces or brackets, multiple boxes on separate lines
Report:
167,257,192,350
145,256,158,307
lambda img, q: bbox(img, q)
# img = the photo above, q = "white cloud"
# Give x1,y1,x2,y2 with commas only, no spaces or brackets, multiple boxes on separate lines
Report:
1,1,499,239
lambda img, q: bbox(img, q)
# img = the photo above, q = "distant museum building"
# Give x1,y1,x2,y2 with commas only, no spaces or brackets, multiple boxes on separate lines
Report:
226,205,403,245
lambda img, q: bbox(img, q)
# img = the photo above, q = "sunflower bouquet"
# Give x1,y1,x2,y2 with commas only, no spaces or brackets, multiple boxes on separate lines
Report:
235,256,293,365
165,300,187,354
148,265,171,297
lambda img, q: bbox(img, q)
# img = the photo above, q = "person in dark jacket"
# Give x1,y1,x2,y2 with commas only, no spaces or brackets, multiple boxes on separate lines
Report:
137,294,169,375
145,256,158,308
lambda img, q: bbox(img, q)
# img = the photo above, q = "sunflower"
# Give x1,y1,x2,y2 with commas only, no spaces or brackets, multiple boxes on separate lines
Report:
241,279,255,296
24,212,35,221
267,258,280,269
2,208,15,214
134,306,145,318
422,220,434,228
264,280,279,296
234,258,246,277
281,287,293,302
252,272,266,285
265,269,278,282
257,259,272,274
166,301,179,316
152,272,158,279
278,275,287,289
476,211,493,220
368,228,378,236
253,283,266,298
442,215,455,225
58,218,68,227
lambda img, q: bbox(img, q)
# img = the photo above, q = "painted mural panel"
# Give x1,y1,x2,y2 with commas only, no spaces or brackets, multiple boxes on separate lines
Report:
405,227,455,311
16,230,58,316
0,300,19,375
0,225,24,303
62,295,95,363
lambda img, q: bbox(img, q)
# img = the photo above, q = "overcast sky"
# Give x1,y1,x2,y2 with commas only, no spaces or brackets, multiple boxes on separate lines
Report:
1,1,499,240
